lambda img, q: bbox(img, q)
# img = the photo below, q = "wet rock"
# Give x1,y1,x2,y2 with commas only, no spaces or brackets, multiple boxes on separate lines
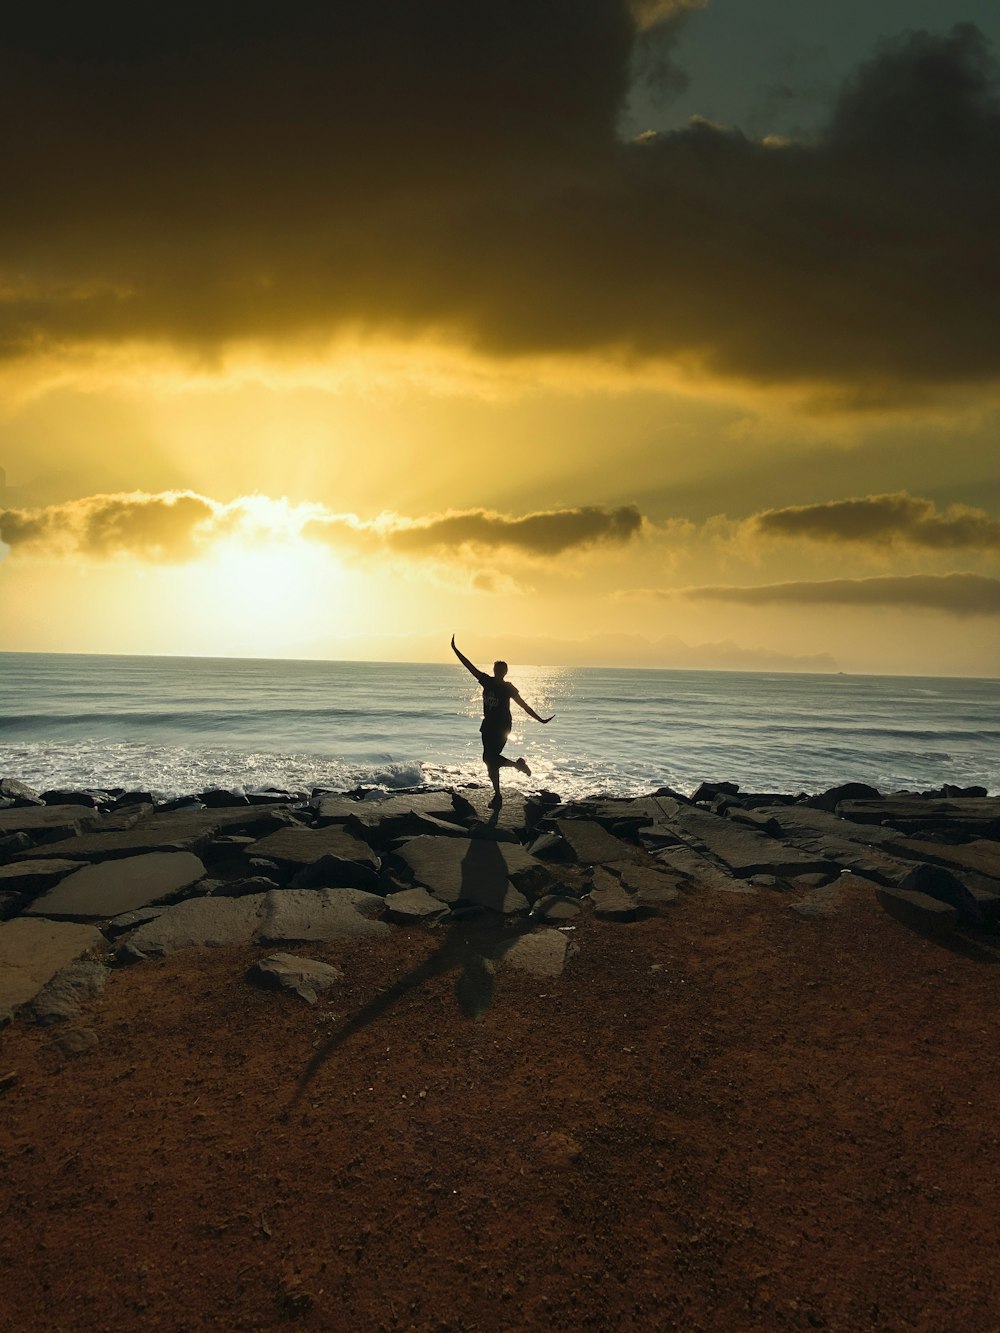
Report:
256,888,389,944
384,887,451,924
29,959,109,1024
247,953,344,1004
198,788,250,807
691,781,739,804
495,927,571,977
0,917,106,1011
0,779,43,805
804,782,880,812
24,851,207,921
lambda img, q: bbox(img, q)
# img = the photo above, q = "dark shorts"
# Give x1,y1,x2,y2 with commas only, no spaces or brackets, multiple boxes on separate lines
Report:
480,720,510,765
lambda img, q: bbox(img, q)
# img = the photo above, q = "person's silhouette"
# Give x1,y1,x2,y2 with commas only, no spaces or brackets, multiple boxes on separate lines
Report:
451,635,554,805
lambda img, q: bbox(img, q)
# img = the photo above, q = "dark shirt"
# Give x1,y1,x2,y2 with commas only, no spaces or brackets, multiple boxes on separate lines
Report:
478,673,516,731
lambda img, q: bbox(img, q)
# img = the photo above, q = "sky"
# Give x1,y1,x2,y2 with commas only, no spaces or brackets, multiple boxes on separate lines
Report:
1,0,998,677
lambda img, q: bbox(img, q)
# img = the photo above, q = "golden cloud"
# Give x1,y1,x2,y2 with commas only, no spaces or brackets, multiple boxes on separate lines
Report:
751,493,1000,550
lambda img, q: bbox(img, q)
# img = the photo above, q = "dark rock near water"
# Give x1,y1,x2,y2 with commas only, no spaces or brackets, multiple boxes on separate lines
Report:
24,851,207,921
249,826,379,873
198,788,251,807
553,820,645,867
691,781,739,804
0,858,84,897
41,789,104,808
804,782,881,812
0,779,44,806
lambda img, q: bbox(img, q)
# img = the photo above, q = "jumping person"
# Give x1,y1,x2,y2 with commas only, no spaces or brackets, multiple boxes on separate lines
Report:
451,635,554,805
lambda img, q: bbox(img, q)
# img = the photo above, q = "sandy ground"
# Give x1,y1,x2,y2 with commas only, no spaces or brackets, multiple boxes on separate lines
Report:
2,879,1000,1332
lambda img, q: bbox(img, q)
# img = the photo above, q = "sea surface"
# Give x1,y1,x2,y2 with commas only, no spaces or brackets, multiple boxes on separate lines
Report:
1,653,998,800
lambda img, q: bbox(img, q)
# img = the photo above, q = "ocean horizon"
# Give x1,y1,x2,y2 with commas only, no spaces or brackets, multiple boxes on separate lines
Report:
1,650,998,801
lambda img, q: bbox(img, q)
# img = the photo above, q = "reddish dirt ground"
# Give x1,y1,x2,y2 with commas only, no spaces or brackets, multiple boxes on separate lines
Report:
2,878,1000,1332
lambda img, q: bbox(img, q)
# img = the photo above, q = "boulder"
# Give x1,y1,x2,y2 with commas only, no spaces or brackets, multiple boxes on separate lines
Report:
610,862,684,913
837,797,1000,837
452,789,532,835
804,782,880,812
0,779,43,805
247,953,343,1004
654,844,755,894
289,853,380,891
495,927,571,978
393,835,541,912
651,799,838,880
119,894,267,957
531,894,582,923
29,959,109,1024
248,826,379,872
0,804,104,844
690,781,739,804
875,887,958,937
41,789,104,808
256,889,389,944
11,810,233,862
589,868,638,921
198,788,250,807
0,917,106,1011
897,863,985,927
384,887,451,924
527,832,571,861
552,820,645,867
24,851,207,921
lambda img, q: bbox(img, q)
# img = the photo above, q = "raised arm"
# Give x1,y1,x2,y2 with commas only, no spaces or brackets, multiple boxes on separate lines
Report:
451,634,485,682
511,690,554,724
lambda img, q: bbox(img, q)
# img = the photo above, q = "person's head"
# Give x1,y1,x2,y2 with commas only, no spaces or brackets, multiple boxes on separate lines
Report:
493,660,508,679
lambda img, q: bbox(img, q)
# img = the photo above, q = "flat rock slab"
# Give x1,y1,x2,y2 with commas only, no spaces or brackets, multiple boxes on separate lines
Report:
875,886,958,937
0,917,106,1011
655,844,756,895
589,868,639,921
610,862,683,913
838,798,1000,835
384,887,451,923
0,859,85,895
29,959,109,1024
256,889,389,944
121,894,267,957
24,851,206,921
532,894,582,922
0,804,104,844
395,835,538,912
495,928,571,978
553,820,645,866
338,792,461,829
754,804,903,850
249,827,378,871
880,836,1000,884
247,953,344,1003
453,789,531,835
12,807,292,863
651,800,836,879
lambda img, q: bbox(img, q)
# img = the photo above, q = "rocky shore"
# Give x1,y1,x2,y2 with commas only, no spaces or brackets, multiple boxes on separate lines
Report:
3,774,1000,1331
2,774,998,1024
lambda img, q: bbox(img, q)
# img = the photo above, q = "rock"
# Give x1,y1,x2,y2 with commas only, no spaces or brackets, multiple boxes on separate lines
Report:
198,788,250,807
0,778,43,805
654,845,754,894
0,891,24,919
690,781,739,804
212,876,281,898
875,886,958,936
942,784,988,798
790,883,845,919
531,894,582,922
553,820,645,867
652,798,838,880
29,959,109,1024
0,804,104,844
11,810,232,862
24,851,207,921
384,887,451,923
104,907,169,938
41,789,103,808
451,789,532,836
288,851,381,890
53,1027,100,1056
495,927,571,977
465,819,520,843
256,889,389,944
804,782,880,812
0,858,85,897
610,862,684,913
726,808,783,839
247,952,344,1003
527,832,572,861
393,835,540,912
589,868,638,921
113,790,156,809
897,863,985,927
336,792,461,833
0,832,34,861
119,894,268,958
878,836,1000,884
749,874,782,890
0,917,106,1011
837,797,1000,837
248,826,379,872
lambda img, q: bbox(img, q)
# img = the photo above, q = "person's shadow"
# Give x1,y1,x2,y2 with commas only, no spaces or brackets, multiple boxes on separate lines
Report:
286,813,537,1111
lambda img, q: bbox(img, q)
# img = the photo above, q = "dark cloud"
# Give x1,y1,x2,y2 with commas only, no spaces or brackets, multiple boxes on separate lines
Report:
305,504,644,557
684,573,1000,616
0,492,215,559
2,10,998,396
752,493,1000,549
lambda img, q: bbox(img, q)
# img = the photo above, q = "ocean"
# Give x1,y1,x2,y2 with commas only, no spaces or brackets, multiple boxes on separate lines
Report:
1,652,998,800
